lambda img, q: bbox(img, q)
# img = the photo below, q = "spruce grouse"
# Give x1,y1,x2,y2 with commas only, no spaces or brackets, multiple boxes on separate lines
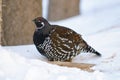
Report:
33,17,101,61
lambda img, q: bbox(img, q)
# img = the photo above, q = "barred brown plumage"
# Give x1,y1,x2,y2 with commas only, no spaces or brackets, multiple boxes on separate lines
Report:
33,17,101,61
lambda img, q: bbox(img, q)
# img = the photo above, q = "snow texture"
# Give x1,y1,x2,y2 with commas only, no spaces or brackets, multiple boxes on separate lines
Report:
1,0,120,80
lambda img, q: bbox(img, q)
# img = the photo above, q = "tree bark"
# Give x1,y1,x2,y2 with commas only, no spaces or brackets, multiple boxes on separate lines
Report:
1,0,42,46
48,0,80,21
0,0,2,44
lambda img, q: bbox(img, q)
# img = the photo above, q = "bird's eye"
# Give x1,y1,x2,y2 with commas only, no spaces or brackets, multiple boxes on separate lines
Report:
41,22,45,27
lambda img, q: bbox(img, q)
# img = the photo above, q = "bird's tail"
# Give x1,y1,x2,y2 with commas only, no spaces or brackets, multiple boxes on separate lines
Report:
81,45,101,56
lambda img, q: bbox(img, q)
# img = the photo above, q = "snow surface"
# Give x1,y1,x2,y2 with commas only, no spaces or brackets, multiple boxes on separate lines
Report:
1,0,120,80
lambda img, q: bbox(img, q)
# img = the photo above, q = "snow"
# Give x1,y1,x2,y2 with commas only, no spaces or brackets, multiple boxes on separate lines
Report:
1,0,120,80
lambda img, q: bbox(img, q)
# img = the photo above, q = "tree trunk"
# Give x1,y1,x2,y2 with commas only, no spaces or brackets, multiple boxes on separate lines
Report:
48,0,80,21
1,0,42,46
0,0,2,45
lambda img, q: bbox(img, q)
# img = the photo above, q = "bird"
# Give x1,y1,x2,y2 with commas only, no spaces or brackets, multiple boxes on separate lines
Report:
33,17,101,61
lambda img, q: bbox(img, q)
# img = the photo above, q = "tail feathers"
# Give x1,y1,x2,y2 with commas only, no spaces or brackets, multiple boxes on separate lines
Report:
82,45,101,56
94,51,101,56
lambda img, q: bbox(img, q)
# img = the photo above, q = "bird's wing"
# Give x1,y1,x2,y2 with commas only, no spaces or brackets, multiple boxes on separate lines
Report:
49,26,82,55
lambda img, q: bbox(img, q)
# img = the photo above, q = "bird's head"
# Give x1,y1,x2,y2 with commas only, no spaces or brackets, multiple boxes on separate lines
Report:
33,17,49,30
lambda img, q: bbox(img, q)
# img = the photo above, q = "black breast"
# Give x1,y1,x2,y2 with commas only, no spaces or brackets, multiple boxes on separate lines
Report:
33,30,49,46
